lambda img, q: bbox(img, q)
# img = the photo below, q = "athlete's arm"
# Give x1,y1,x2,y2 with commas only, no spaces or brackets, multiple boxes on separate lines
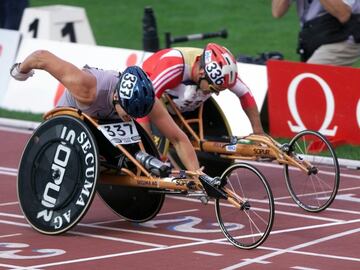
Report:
13,50,97,105
243,103,264,134
319,0,352,23
231,78,264,134
272,0,291,18
148,98,200,171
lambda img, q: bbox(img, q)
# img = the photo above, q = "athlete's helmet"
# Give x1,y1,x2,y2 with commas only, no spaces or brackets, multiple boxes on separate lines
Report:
115,66,155,118
200,43,238,90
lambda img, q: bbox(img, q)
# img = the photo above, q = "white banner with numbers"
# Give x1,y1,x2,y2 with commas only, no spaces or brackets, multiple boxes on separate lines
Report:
19,5,96,44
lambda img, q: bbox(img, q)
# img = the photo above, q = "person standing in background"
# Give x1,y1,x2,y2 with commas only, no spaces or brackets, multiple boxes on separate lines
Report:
272,0,360,66
0,0,29,30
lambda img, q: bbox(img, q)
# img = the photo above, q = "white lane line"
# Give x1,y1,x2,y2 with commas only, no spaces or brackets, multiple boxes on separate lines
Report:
0,126,33,134
268,218,359,237
0,219,166,248
68,231,166,248
0,233,22,239
0,263,27,270
221,227,360,269
274,200,360,215
78,223,216,243
0,166,18,176
0,213,23,218
241,258,271,264
260,246,360,263
274,209,343,222
89,208,200,225
0,219,30,228
0,167,17,172
275,186,360,201
1,213,360,244
157,208,200,217
169,196,343,222
0,201,19,207
0,171,17,176
193,250,223,256
20,223,360,270
2,218,360,269
291,267,319,270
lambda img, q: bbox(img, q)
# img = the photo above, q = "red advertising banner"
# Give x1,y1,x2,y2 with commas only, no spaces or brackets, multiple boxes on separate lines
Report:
267,60,360,145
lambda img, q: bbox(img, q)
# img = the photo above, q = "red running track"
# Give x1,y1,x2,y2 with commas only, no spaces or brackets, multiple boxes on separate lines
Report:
0,126,360,270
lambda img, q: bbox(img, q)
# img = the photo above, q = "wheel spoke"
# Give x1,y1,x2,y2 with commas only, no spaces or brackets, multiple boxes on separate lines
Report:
215,163,274,249
284,130,340,212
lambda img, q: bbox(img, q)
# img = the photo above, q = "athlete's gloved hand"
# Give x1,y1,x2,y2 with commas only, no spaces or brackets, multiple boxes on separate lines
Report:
10,63,34,81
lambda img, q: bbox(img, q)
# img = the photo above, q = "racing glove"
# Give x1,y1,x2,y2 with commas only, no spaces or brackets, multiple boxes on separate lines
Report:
10,63,34,81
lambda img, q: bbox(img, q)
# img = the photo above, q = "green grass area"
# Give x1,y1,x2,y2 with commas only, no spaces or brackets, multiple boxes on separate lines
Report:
29,0,360,66
0,108,43,122
1,0,359,160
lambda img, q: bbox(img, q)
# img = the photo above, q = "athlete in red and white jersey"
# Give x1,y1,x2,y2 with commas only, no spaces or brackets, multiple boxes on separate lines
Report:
141,43,264,134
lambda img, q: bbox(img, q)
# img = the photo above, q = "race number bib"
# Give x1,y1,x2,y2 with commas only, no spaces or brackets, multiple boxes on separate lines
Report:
119,73,137,99
98,120,141,145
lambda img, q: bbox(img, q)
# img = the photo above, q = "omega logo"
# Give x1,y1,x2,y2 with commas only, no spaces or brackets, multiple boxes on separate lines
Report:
287,73,338,136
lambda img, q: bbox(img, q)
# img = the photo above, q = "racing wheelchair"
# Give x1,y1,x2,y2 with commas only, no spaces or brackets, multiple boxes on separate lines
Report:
17,107,275,250
157,94,340,213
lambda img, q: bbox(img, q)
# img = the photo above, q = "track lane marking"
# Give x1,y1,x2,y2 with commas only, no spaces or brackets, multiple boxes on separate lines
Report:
0,126,33,134
261,246,360,262
169,196,344,222
17,223,360,270
0,202,19,207
193,250,223,256
0,233,22,239
68,231,166,248
0,263,28,270
89,208,200,225
1,218,360,269
291,267,319,270
2,214,360,242
222,227,360,269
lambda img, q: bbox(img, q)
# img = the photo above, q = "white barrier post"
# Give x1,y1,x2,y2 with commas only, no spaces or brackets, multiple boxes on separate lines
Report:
19,5,96,45
0,29,22,103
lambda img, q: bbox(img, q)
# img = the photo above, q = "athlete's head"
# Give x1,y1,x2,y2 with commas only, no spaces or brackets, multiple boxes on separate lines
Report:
115,66,155,118
200,43,238,91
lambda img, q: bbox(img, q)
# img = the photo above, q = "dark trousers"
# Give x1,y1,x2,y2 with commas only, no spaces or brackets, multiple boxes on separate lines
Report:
0,0,29,30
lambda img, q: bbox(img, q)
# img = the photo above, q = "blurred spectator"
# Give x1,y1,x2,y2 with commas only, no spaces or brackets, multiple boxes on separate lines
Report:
0,0,29,30
272,0,360,66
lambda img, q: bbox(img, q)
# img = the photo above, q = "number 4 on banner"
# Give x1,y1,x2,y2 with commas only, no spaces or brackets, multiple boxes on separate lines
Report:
19,5,95,45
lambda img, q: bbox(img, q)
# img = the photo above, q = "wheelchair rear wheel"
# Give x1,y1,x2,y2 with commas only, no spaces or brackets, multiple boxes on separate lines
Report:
97,121,165,223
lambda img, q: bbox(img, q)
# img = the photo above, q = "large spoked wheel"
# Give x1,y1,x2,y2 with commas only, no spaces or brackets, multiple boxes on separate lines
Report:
284,130,340,212
215,163,274,249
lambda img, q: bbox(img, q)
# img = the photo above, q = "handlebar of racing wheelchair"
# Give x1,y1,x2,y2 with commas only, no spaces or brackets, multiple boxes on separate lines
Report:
135,151,227,199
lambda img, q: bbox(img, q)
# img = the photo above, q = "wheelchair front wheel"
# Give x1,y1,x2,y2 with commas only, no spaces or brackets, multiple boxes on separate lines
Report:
284,130,340,212
215,163,274,249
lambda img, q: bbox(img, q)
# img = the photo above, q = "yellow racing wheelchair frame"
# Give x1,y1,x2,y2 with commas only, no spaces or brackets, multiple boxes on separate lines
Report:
17,107,275,250
159,94,340,213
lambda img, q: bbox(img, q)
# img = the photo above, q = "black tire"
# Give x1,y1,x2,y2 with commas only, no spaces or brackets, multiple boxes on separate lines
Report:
96,120,165,223
17,115,99,234
215,163,274,249
284,130,340,212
